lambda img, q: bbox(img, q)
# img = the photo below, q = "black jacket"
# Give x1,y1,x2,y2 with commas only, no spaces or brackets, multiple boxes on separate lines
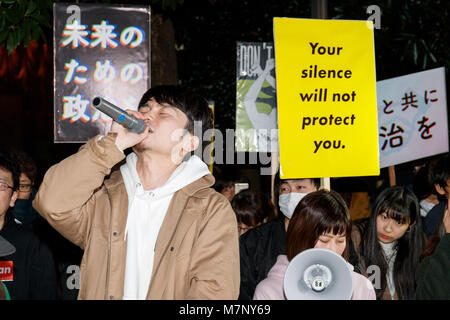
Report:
239,217,286,300
239,216,360,300
416,233,450,299
0,211,57,300
423,201,445,238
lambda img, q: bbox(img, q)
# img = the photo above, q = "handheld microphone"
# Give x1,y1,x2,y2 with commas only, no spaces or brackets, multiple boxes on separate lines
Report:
92,97,147,134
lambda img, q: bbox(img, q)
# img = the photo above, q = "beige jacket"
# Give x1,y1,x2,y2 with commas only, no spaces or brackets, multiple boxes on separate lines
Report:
33,133,240,300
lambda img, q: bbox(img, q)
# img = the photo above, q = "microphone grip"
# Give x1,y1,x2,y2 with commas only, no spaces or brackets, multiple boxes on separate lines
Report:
92,97,147,134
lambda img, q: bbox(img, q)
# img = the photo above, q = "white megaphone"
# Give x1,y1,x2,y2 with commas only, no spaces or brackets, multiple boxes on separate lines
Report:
284,248,353,300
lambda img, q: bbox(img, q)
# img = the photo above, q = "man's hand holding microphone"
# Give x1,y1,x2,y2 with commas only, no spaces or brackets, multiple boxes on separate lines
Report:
92,97,151,152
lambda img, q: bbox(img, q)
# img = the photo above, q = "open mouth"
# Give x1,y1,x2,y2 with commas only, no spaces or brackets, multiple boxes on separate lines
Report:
146,122,154,133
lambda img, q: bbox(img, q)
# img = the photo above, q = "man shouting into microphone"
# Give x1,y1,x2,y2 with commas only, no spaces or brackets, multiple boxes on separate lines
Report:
33,85,240,300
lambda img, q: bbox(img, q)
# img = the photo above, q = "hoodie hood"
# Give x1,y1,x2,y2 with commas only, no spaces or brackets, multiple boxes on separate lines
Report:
268,255,290,280
120,153,211,207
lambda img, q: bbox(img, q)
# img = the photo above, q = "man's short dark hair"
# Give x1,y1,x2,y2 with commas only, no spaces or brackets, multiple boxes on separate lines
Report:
10,149,37,183
0,151,20,190
274,173,320,197
138,85,213,152
273,173,321,213
430,153,450,189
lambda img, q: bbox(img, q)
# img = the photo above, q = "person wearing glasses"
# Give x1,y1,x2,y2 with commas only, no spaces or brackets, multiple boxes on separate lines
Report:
9,150,39,226
0,151,57,299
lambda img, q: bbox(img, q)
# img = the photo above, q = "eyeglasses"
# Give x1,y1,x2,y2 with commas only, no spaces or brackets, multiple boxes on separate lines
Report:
0,182,13,192
19,184,32,192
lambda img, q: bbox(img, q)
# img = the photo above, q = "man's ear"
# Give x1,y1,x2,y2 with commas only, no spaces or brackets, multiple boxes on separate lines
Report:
9,190,18,208
435,183,446,196
184,134,199,153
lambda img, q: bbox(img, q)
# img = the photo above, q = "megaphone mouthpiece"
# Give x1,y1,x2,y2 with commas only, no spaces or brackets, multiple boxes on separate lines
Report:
304,264,332,292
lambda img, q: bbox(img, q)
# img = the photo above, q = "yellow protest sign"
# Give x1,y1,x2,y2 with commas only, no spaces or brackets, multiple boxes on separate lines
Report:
273,18,379,179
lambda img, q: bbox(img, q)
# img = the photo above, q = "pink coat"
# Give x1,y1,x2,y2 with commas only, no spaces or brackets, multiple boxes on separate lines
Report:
253,255,376,300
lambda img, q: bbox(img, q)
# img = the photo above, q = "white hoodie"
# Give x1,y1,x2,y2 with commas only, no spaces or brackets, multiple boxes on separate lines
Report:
120,152,211,300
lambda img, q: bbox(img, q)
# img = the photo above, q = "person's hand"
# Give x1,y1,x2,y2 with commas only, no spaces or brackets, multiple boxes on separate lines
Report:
109,109,150,151
265,58,275,71
444,198,450,234
250,62,263,76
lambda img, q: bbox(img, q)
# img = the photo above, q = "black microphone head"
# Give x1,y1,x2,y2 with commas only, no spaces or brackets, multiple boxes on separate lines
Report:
92,97,101,107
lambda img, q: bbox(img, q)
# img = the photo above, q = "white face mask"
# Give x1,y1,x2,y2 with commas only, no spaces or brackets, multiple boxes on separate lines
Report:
419,199,436,217
278,192,307,219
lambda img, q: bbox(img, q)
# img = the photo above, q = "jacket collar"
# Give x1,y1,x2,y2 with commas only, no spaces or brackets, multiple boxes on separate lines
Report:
103,168,125,190
104,166,215,195
178,174,215,197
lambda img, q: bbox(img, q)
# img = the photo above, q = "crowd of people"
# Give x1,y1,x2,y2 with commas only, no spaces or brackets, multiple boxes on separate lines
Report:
0,85,449,300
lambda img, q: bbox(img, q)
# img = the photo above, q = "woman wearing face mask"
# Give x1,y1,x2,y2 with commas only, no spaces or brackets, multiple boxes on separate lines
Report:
352,186,426,300
253,189,375,300
238,175,320,300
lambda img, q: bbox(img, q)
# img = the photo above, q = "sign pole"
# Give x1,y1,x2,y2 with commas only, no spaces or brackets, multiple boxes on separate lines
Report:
311,0,327,20
388,165,396,186
271,152,279,206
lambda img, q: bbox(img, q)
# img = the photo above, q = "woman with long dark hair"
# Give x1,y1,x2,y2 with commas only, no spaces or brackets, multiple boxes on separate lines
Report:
352,186,426,300
253,189,375,300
